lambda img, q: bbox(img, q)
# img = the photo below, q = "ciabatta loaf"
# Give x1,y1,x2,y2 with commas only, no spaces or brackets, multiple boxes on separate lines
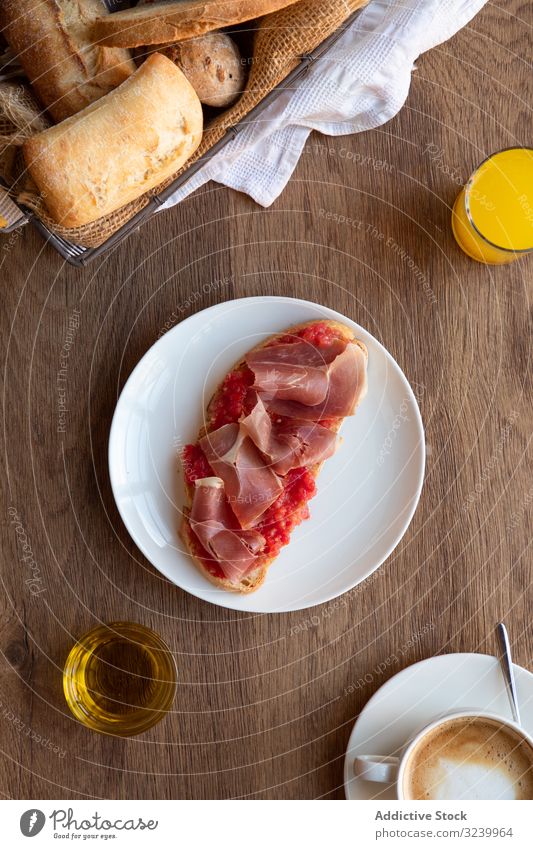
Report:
92,0,302,48
0,0,135,123
180,320,368,593
23,53,203,228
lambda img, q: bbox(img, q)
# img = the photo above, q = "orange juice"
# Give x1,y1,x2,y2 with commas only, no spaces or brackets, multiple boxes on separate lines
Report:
452,147,533,264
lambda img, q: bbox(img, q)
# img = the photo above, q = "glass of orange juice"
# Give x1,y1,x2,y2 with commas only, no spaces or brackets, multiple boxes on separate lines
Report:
452,147,533,264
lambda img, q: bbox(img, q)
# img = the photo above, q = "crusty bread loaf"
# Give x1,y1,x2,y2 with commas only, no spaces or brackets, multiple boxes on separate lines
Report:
180,320,368,593
92,0,302,49
153,33,246,108
23,53,203,228
0,0,135,123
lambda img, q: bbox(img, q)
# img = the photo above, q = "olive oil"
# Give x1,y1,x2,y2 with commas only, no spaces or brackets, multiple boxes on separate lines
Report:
63,622,176,736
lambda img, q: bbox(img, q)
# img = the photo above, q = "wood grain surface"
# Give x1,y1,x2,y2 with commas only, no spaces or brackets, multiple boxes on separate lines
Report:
1,0,532,800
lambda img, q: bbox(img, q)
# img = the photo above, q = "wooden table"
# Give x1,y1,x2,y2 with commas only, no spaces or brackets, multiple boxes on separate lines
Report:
1,1,531,800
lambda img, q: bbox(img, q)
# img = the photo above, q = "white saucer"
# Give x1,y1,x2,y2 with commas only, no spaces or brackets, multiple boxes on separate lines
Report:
109,296,425,613
344,653,533,799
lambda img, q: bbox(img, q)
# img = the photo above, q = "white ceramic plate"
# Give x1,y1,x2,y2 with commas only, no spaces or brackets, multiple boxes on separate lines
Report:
344,653,533,799
109,296,425,612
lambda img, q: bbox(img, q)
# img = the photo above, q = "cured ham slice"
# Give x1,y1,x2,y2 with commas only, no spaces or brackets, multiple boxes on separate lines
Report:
199,425,283,528
258,342,367,421
246,338,346,405
189,478,265,582
241,398,339,475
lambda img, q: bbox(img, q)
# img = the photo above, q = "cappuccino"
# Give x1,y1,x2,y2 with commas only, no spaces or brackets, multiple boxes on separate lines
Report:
403,716,533,800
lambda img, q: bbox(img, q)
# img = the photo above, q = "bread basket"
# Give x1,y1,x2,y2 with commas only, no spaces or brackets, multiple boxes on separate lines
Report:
0,1,367,266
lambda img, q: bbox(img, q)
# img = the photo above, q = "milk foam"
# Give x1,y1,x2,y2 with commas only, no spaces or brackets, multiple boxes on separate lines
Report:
404,717,533,800
426,757,517,800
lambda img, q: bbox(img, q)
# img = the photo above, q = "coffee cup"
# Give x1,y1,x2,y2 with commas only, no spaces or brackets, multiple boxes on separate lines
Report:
353,710,533,800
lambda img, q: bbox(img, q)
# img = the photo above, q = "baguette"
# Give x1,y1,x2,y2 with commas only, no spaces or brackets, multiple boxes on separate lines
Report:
0,0,135,123
23,53,203,228
180,320,368,593
92,0,302,49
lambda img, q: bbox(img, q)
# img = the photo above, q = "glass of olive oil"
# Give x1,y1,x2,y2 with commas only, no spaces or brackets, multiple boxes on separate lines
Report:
63,622,176,736
452,147,533,264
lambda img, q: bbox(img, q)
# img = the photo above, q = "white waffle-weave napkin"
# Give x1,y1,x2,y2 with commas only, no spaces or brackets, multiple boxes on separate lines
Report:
161,0,487,210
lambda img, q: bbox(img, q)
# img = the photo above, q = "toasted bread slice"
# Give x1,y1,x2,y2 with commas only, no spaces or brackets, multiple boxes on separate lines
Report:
179,320,367,593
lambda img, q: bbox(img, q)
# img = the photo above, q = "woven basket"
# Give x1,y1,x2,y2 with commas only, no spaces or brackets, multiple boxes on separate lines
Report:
1,0,367,248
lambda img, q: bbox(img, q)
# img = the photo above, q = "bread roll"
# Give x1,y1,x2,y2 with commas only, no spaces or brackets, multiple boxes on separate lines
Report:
23,54,203,228
157,34,246,108
92,0,302,48
0,0,135,123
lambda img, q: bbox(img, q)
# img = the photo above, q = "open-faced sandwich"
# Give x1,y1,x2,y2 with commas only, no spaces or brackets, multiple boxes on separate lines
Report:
180,319,368,593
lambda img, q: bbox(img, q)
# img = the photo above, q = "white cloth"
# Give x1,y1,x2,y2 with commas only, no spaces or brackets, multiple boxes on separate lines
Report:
161,0,487,210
